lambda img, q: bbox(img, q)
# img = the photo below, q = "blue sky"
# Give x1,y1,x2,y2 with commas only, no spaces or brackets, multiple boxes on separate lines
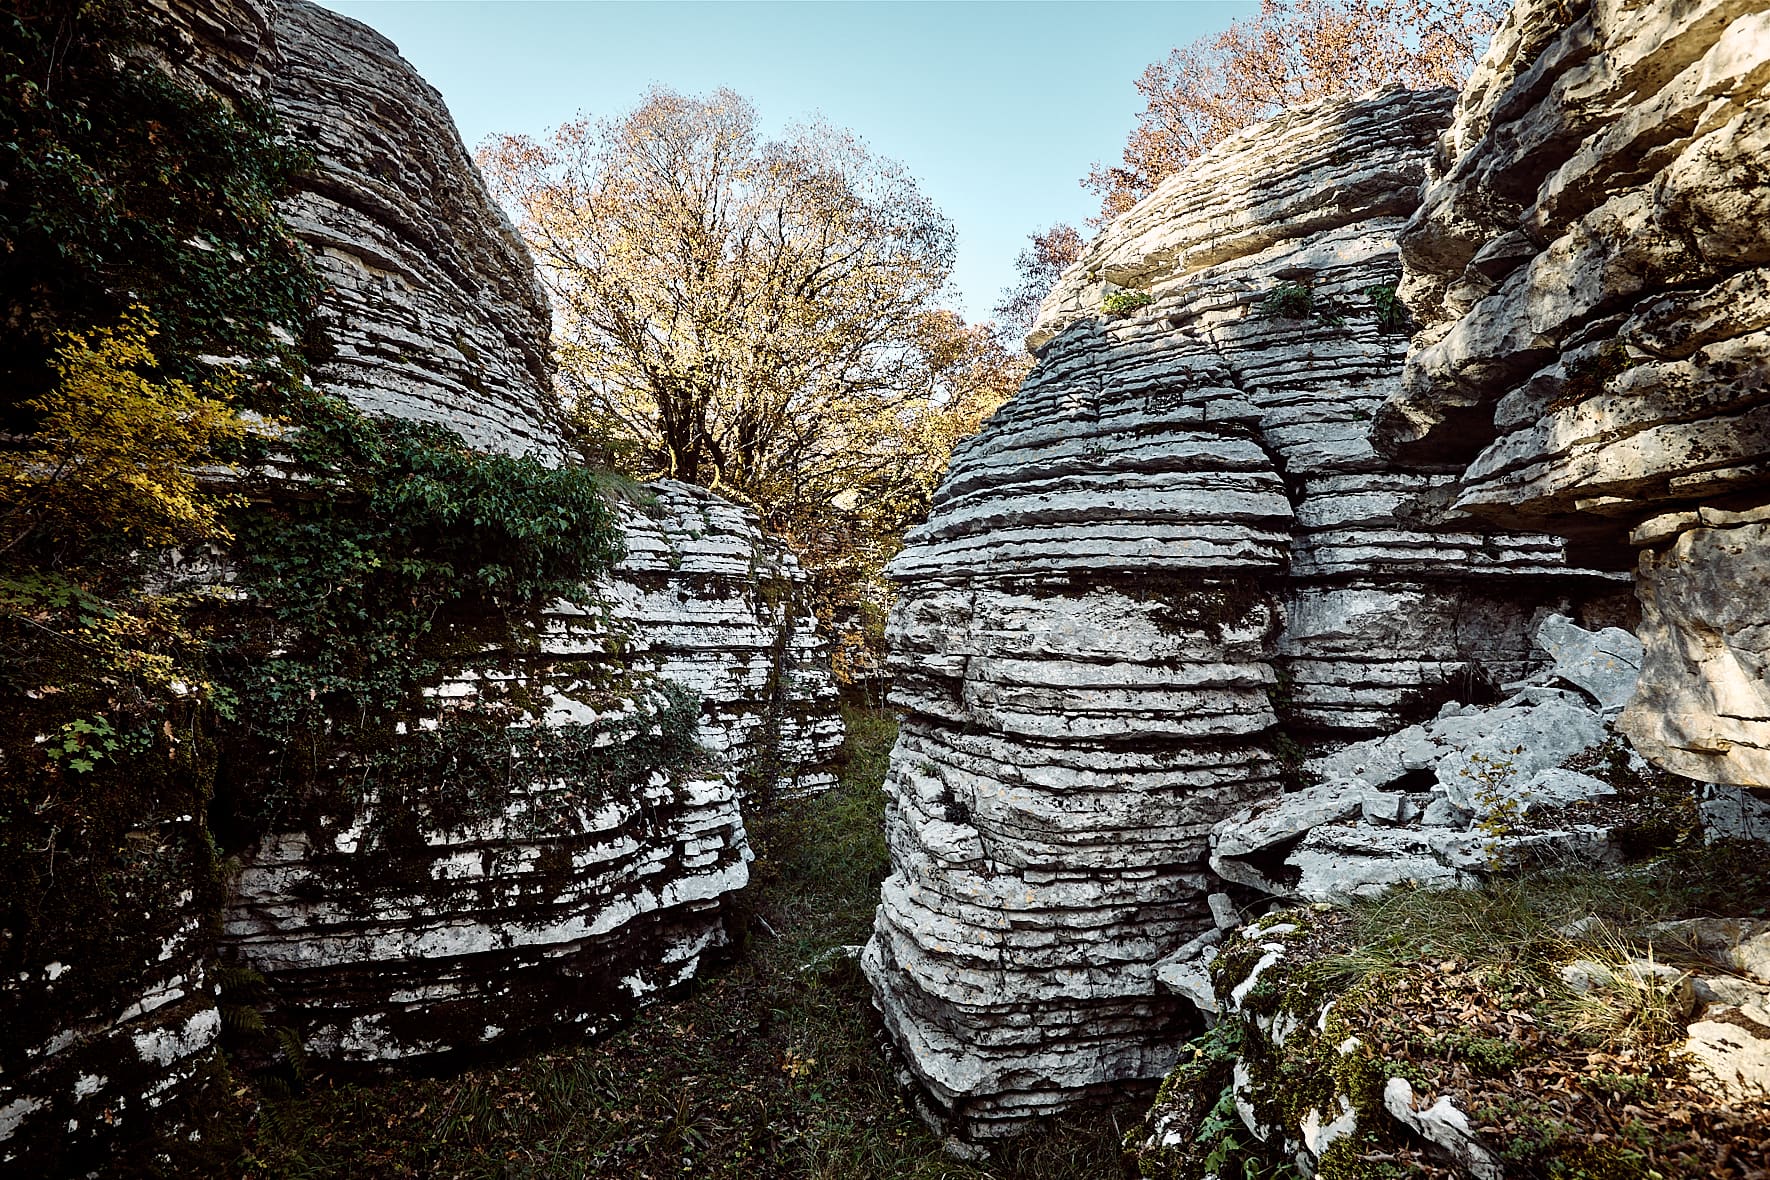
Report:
314,1,1254,320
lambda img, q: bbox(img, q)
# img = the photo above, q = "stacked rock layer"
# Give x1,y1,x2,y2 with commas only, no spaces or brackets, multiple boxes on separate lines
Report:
217,2,842,1065
865,88,1616,1138
2,1,843,1167
1379,0,1770,785
269,0,566,459
224,479,842,1063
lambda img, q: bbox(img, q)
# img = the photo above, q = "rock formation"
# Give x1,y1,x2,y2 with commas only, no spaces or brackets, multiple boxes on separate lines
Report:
269,1,568,460
1198,614,1636,915
1379,0,1770,787
865,88,1617,1138
223,478,841,1065
0,1,842,1168
214,0,841,1068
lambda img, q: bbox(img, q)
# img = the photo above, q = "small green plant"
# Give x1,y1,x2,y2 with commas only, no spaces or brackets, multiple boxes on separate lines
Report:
40,715,143,773
1102,288,1155,316
1258,281,1315,319
1364,283,1409,333
1464,748,1525,868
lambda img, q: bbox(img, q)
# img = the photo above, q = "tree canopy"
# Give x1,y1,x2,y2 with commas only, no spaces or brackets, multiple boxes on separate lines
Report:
993,223,1086,343
481,88,1023,680
1087,0,1505,219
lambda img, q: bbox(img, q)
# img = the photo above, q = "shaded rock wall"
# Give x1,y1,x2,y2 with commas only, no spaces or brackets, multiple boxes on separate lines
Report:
865,88,1613,1138
2,1,841,1168
224,480,842,1064
216,1,842,1067
1380,0,1770,785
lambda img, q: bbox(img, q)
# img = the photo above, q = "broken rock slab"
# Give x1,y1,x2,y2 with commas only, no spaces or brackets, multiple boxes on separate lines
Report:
1536,613,1644,714
1211,782,1373,860
1217,680,1625,903
1432,696,1609,812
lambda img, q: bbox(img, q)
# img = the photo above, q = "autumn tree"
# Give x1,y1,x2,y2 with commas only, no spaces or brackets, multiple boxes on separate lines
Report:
481,88,1018,681
992,223,1086,342
803,310,1023,683
1087,0,1505,218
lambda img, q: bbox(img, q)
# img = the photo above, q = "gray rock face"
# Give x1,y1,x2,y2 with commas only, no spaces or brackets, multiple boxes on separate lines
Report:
1382,0,1770,787
865,88,1607,1139
1622,508,1770,784
1701,782,1770,842
1536,612,1644,714
270,0,567,460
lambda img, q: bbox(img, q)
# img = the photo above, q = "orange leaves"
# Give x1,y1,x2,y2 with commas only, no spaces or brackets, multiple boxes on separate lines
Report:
1087,0,1507,219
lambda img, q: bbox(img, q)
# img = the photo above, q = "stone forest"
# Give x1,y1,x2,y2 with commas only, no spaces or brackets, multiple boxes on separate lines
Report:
1,0,1768,1176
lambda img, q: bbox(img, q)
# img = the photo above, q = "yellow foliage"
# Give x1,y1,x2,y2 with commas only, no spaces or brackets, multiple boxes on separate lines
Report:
2,307,246,552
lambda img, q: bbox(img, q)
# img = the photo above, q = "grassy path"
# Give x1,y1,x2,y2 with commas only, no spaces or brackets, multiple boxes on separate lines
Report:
235,707,1128,1179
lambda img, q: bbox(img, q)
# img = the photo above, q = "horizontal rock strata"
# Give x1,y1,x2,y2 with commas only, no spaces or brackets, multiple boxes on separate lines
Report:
270,0,567,460
224,479,843,1062
867,88,1612,1138
3,1,843,1166
1381,0,1770,786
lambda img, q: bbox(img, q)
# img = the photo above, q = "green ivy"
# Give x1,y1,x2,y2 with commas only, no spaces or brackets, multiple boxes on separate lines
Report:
214,404,630,840
0,8,680,1166
1363,283,1409,334
1257,281,1315,320
0,1,321,429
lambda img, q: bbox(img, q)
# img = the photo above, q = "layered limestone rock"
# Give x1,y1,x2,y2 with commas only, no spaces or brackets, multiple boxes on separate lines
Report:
0,860,221,1175
1379,0,1770,785
3,1,842,1167
866,88,1610,1138
214,6,842,1066
270,0,566,459
223,479,841,1063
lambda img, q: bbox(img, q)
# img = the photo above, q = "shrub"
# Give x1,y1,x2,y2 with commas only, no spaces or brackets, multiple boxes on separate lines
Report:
1102,289,1155,317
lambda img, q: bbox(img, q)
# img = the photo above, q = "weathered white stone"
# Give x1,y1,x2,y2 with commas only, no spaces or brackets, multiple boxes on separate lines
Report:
3,6,847,1169
1382,1077,1504,1180
1213,783,1371,860
1154,944,1221,1016
1208,892,1242,931
1287,826,1471,899
1516,767,1616,812
869,86,1613,1139
1621,515,1770,786
1433,698,1608,811
1360,791,1416,824
1685,1015,1770,1100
